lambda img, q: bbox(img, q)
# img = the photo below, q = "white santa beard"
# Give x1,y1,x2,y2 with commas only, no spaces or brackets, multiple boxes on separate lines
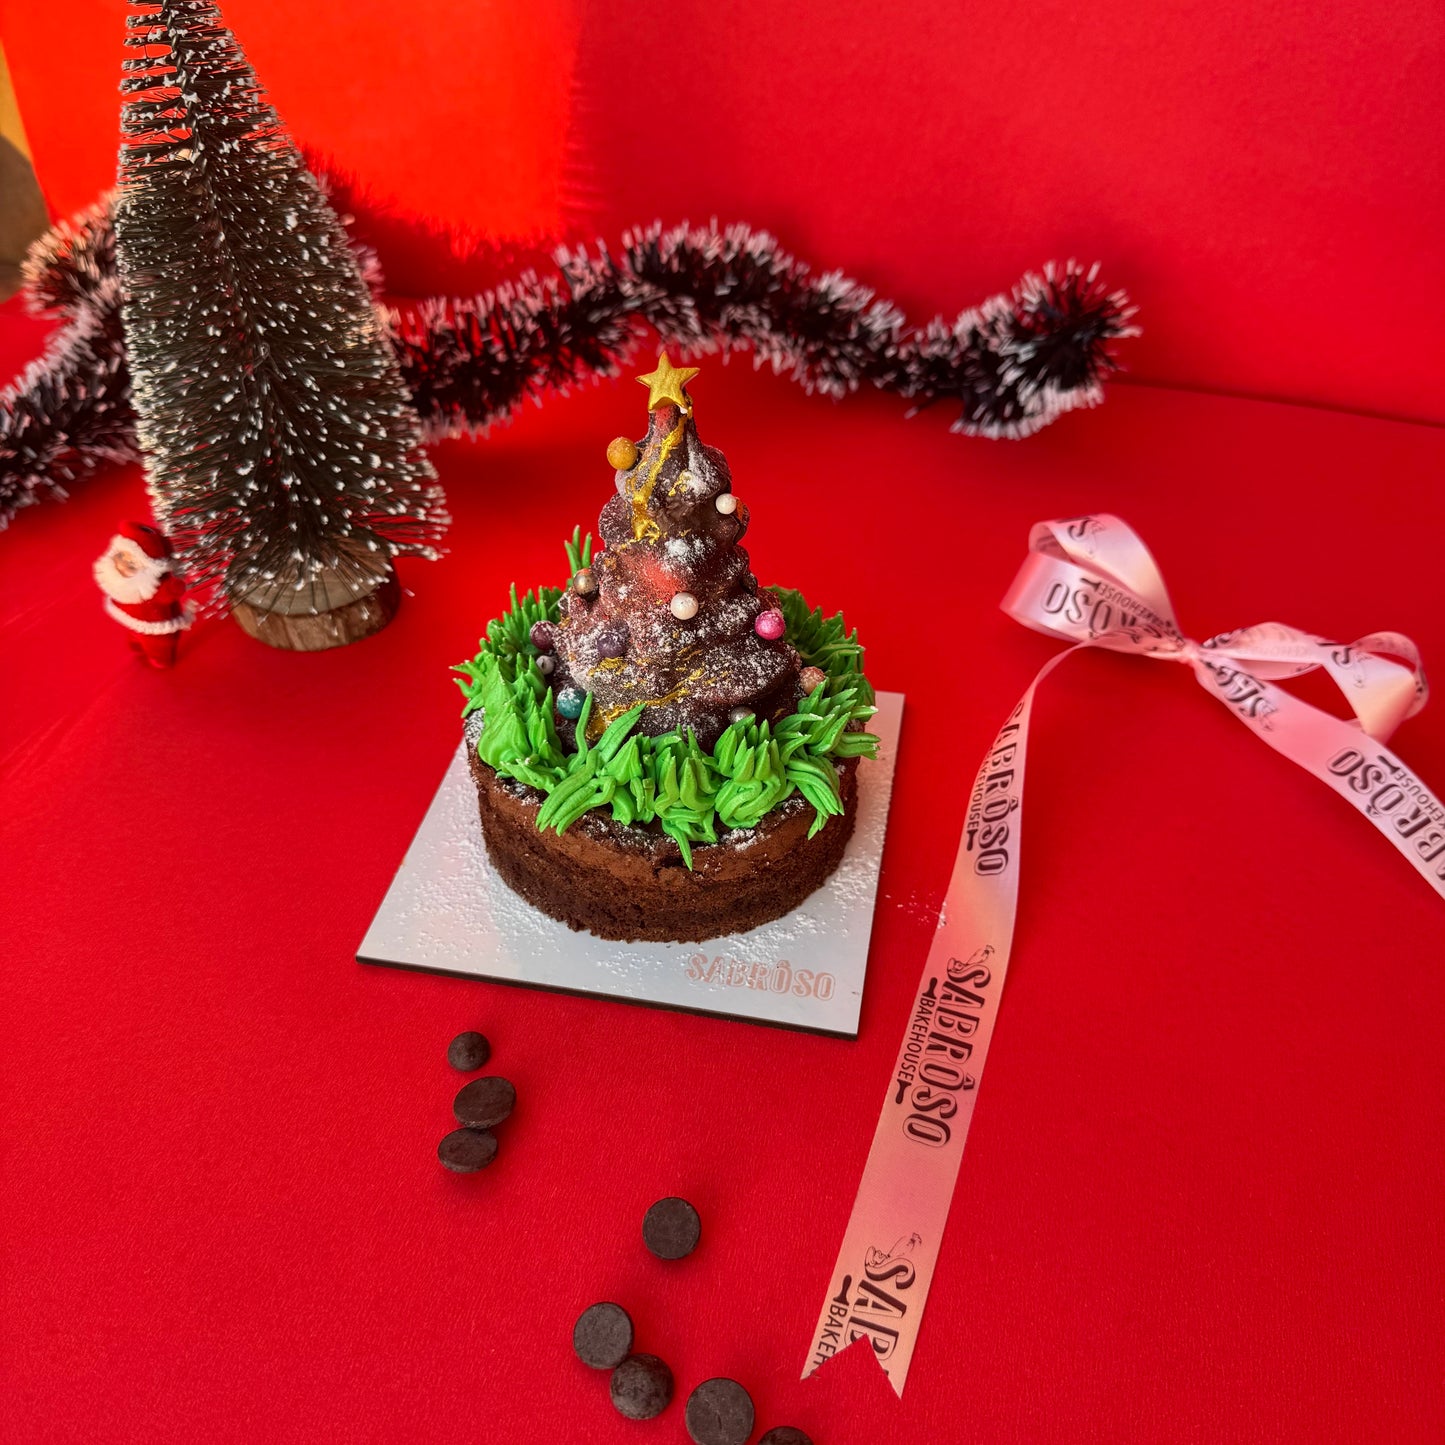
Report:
93,551,167,604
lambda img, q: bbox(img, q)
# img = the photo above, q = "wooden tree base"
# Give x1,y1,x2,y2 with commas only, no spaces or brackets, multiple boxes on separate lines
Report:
232,572,400,652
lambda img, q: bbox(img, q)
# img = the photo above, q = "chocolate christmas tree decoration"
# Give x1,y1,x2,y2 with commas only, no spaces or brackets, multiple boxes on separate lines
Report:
543,357,801,750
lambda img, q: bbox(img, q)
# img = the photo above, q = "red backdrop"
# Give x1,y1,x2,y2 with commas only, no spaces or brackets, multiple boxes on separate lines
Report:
4,1,1445,1441
4,311,1444,1444
5,0,1443,420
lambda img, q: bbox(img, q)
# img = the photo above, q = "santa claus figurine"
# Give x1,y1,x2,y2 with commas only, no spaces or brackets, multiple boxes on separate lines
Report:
92,522,192,668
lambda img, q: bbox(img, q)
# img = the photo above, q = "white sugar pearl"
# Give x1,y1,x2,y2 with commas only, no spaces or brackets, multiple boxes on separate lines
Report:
670,591,699,620
714,493,739,515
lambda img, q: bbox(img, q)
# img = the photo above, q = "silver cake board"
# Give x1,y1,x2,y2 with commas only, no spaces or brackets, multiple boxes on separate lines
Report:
357,692,903,1037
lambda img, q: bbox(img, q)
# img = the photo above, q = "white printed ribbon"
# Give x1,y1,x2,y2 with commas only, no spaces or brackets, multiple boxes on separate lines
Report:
803,514,1443,1397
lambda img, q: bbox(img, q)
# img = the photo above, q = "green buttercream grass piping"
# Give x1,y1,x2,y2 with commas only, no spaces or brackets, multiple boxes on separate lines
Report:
453,530,880,868
562,524,593,577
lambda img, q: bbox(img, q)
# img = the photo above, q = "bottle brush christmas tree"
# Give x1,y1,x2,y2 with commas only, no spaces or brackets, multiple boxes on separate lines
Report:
115,0,447,649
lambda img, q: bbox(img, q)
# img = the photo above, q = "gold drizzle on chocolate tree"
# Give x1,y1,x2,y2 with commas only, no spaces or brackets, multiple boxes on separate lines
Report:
628,416,683,544
549,355,802,752
590,665,707,741
623,355,699,544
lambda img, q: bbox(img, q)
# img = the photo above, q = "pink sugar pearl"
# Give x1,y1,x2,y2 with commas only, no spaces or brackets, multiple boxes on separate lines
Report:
754,608,786,641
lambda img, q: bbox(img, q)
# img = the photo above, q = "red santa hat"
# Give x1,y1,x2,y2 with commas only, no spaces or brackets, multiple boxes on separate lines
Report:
116,521,173,561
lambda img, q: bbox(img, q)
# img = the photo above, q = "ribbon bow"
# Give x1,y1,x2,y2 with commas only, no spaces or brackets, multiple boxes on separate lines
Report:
805,515,1442,1399
1001,515,1439,893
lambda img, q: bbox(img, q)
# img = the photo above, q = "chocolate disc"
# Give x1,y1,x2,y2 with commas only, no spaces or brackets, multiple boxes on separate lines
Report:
759,1429,814,1445
446,1031,490,1072
572,1302,633,1370
685,1377,754,1445
437,1128,497,1173
642,1196,701,1259
453,1076,516,1130
609,1353,673,1420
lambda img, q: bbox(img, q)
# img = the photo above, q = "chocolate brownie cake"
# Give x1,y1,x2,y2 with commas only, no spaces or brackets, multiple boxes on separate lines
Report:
454,355,878,943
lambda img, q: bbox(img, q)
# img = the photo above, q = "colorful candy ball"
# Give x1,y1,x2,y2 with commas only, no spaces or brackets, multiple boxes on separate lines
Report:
529,620,553,650
801,665,827,694
572,568,597,596
607,436,639,470
670,592,699,620
714,492,739,515
597,624,629,658
754,608,786,640
557,686,586,719
728,706,755,725
536,654,556,676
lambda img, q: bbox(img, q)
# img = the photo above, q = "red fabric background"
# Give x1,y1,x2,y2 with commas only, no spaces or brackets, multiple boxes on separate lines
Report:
3,298,1444,1439
5,0,1444,420
4,0,1445,1435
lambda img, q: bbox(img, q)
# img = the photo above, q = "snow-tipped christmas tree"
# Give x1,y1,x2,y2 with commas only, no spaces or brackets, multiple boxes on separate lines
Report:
532,354,805,751
115,0,446,640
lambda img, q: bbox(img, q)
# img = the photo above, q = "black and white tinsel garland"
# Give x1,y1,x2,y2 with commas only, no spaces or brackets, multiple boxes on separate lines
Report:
0,285,134,525
2,202,1136,530
394,223,1135,442
1,204,135,525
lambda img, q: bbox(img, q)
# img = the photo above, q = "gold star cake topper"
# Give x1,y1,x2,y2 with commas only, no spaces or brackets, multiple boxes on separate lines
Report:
636,352,700,412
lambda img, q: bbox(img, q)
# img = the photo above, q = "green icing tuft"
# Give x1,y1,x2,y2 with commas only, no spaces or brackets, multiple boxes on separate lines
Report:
453,530,879,868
